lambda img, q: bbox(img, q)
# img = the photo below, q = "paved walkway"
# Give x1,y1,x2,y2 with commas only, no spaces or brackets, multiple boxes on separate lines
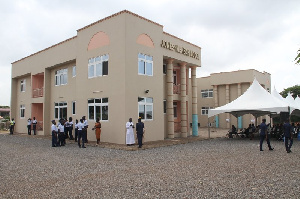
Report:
0,127,228,151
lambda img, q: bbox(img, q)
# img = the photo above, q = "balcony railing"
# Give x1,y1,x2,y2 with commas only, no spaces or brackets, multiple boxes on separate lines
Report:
32,87,44,98
173,84,180,94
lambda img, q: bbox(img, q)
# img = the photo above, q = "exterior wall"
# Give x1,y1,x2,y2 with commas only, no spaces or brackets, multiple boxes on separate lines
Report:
197,69,271,129
11,10,201,144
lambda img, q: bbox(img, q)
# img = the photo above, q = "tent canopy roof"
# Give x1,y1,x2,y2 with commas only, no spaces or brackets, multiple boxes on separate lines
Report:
208,79,289,118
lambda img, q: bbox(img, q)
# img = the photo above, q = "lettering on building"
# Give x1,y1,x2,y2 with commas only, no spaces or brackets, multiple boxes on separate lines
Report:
161,40,199,60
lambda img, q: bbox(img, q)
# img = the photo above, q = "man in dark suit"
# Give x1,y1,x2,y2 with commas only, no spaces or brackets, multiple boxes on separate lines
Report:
136,117,144,148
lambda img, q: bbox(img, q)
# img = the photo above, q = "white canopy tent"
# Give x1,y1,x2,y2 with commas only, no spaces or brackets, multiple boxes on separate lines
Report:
208,79,290,118
272,88,300,114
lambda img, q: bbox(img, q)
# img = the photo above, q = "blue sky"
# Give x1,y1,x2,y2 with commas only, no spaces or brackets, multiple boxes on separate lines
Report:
1,0,300,105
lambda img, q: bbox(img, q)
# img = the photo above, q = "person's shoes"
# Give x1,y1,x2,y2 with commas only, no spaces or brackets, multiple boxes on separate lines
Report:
52,146,56,147
82,146,86,148
260,150,263,151
127,144,130,146
269,148,274,150
75,139,77,142
287,150,291,153
79,145,81,148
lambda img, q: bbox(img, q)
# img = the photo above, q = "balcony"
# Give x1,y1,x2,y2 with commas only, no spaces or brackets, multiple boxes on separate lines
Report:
173,84,181,94
32,87,44,98
32,73,44,98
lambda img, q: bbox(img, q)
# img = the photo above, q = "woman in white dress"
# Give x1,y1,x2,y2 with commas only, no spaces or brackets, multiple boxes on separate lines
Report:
126,118,135,146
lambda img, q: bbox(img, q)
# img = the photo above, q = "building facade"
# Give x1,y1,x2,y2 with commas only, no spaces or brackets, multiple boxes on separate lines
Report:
197,69,271,129
11,10,201,144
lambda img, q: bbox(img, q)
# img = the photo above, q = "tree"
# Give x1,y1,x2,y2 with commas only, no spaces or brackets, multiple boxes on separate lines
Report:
295,48,300,65
280,85,300,98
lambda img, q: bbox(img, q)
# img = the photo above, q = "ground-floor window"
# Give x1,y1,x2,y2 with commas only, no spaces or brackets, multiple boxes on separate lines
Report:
201,107,213,115
72,101,76,115
88,98,109,121
138,97,153,120
20,105,25,118
55,102,67,119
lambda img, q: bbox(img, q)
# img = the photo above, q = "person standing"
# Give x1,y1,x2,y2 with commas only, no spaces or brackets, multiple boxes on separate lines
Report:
10,118,15,135
74,119,79,142
126,118,135,146
259,119,274,151
58,119,65,146
68,117,74,140
32,117,37,135
136,117,144,148
51,120,58,147
78,119,86,148
283,120,293,153
82,116,88,143
27,118,32,135
93,118,101,145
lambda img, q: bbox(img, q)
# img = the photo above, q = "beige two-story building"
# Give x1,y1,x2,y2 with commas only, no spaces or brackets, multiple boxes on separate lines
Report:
11,10,201,144
197,69,271,129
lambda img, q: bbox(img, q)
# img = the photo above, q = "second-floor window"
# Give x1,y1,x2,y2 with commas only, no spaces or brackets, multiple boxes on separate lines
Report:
20,79,26,92
88,54,109,78
201,89,213,98
55,69,68,86
138,53,153,76
72,66,76,77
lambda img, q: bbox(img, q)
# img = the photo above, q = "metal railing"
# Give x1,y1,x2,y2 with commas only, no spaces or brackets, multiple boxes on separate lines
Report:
32,87,44,98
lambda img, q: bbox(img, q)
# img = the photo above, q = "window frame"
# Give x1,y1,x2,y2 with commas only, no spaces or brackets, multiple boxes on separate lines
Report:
201,89,213,98
55,68,68,86
138,53,153,76
72,66,76,77
20,105,25,118
201,107,213,115
20,79,26,92
88,54,109,79
88,98,109,121
72,101,76,115
138,97,153,120
54,102,68,119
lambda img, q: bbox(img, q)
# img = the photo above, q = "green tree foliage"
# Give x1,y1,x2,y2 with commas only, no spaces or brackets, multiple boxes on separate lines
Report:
280,85,300,98
295,48,300,65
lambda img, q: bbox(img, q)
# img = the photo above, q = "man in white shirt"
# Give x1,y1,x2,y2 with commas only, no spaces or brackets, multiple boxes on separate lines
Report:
27,118,32,135
82,116,88,143
32,117,37,135
126,118,135,146
78,119,86,148
51,120,58,147
58,119,65,146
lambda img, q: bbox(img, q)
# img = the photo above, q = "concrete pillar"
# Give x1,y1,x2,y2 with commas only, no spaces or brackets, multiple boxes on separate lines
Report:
191,66,198,136
226,84,230,128
180,63,187,137
166,59,174,138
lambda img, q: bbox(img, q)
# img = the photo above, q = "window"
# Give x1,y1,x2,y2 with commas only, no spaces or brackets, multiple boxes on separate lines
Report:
163,100,166,114
163,64,167,75
201,89,213,98
138,53,153,76
72,101,76,115
88,54,109,78
173,102,177,118
20,105,25,118
173,71,177,84
138,97,153,120
72,66,76,77
201,107,213,115
55,69,68,86
55,102,67,119
20,79,26,92
88,98,109,121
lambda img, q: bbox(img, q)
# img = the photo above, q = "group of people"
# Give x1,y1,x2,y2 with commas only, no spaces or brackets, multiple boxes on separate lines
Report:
51,116,89,148
229,119,295,153
27,117,38,135
125,117,145,148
